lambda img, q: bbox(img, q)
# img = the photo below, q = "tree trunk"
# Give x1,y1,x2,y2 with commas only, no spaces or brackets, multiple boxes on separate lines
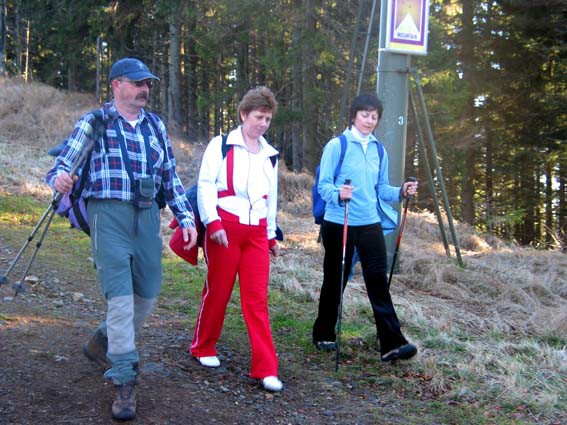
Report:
545,157,553,247
15,6,21,75
23,18,30,81
185,6,199,142
485,131,494,234
301,0,319,172
96,36,102,102
67,62,77,91
198,66,210,140
559,150,567,251
0,0,6,77
459,0,476,225
168,13,183,128
214,53,222,136
236,24,249,102
159,59,168,123
151,30,160,113
291,4,303,172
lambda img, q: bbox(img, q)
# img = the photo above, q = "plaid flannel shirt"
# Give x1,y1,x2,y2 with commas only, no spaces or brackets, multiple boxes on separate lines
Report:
46,102,195,229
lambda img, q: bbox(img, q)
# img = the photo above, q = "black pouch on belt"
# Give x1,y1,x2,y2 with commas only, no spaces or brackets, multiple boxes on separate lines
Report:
134,177,155,209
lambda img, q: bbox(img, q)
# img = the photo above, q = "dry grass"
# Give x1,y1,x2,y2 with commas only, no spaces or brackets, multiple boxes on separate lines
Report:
398,210,567,336
0,78,98,197
2,78,566,415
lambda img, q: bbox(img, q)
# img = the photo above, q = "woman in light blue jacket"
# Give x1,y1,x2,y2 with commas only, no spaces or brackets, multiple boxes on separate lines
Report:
312,94,418,362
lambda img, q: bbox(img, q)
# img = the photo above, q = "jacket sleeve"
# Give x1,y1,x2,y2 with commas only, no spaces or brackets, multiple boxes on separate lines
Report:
197,136,224,230
266,157,278,241
376,147,402,203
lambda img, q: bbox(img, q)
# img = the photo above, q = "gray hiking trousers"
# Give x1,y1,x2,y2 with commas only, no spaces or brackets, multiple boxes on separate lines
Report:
88,199,162,384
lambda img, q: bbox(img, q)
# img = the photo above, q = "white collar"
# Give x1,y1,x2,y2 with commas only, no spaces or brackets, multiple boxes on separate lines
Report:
350,125,371,143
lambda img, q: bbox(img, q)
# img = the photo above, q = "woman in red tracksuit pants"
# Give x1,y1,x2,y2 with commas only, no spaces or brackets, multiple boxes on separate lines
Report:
190,87,283,392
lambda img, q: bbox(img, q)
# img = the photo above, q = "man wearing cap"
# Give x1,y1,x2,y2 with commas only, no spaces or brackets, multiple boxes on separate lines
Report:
46,57,197,421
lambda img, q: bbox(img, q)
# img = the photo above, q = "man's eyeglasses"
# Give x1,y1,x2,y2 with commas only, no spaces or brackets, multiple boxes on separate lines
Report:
119,79,153,88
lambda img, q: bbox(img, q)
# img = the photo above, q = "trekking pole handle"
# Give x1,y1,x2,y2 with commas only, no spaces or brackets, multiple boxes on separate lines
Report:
404,176,417,199
343,179,352,203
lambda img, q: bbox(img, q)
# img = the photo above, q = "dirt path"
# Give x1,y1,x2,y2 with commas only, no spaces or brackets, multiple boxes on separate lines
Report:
0,233,436,425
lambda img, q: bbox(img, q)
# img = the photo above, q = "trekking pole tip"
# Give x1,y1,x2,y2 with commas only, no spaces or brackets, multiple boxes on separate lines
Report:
0,273,8,285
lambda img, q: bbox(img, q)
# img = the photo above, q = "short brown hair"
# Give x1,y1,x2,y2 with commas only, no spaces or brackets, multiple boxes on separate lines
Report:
349,94,383,126
237,86,278,122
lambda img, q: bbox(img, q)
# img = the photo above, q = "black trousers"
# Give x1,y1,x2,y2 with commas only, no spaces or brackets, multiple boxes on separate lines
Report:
312,221,408,354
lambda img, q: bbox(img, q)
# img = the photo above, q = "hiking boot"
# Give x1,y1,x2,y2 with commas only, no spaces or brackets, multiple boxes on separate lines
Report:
83,330,111,370
381,343,418,363
112,380,136,421
314,340,336,352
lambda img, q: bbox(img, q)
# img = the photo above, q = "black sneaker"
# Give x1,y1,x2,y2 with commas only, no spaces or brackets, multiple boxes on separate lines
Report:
314,341,337,352
112,380,137,420
381,343,418,363
83,330,111,370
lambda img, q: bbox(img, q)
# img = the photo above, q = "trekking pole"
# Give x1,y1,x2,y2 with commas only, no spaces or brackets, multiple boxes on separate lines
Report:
12,208,58,295
388,177,417,289
0,204,56,287
335,179,351,372
0,136,96,294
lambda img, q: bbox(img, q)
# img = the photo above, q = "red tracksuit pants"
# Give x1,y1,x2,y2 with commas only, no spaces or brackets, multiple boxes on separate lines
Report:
190,220,278,379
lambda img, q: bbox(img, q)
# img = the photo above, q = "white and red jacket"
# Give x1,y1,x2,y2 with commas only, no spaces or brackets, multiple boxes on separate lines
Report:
197,127,279,242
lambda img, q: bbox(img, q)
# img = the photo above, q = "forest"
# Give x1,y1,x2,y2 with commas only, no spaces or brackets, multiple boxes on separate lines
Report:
0,0,565,248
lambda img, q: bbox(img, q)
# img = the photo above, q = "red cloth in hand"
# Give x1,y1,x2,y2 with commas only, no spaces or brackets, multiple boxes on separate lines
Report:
168,218,198,266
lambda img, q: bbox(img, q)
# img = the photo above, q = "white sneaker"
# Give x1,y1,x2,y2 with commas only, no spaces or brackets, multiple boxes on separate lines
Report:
196,356,220,368
261,376,283,392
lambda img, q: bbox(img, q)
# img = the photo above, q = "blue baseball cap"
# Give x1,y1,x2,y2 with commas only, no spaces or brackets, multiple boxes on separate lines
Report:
109,58,159,81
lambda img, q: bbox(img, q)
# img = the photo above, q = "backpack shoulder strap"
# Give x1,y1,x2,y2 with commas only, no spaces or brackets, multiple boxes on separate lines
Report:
221,134,230,158
218,134,235,198
376,140,384,174
261,134,279,168
269,154,278,168
146,112,166,150
332,134,348,183
376,141,384,163
375,141,386,187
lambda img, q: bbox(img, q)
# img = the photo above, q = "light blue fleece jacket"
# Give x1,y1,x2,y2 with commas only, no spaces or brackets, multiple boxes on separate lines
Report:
318,128,401,227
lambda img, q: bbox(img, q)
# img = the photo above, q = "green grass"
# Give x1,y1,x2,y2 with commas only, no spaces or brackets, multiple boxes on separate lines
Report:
535,334,567,348
0,313,16,321
0,193,46,223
